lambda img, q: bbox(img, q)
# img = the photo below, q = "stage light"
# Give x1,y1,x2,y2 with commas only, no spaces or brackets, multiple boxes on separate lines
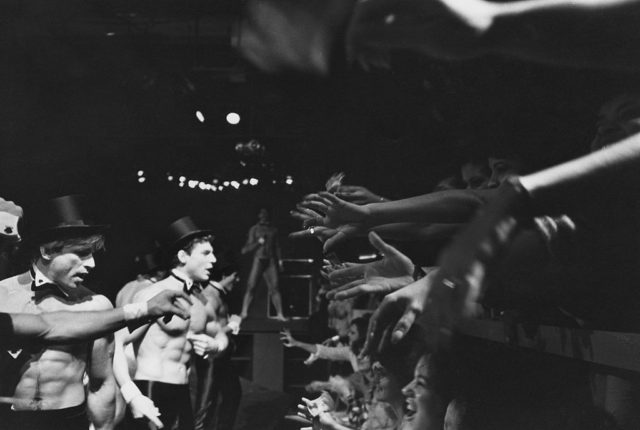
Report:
226,112,240,125
218,185,224,191
285,176,294,185
242,179,249,185
223,181,230,187
106,32,116,37
138,177,146,183
188,180,198,189
137,170,144,177
249,178,259,186
167,175,174,181
212,179,219,185
196,111,205,123
212,185,218,191
179,176,186,182
230,181,240,189
199,182,207,190
178,182,185,188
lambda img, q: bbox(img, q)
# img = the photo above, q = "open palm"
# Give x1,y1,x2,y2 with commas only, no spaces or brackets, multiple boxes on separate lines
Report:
327,232,414,300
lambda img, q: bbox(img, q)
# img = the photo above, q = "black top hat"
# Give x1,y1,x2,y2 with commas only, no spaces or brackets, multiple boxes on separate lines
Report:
160,216,214,253
29,195,109,244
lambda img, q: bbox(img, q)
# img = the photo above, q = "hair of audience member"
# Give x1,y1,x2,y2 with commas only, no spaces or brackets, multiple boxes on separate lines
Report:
349,314,371,355
375,326,428,387
170,234,213,268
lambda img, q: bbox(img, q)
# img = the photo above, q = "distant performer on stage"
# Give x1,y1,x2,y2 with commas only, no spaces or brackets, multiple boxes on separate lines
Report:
240,208,286,321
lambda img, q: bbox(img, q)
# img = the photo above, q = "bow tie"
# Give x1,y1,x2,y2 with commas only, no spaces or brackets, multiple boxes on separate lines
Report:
31,281,67,302
171,273,203,295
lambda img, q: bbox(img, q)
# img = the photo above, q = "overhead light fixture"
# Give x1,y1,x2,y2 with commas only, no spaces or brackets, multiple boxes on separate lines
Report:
226,112,240,125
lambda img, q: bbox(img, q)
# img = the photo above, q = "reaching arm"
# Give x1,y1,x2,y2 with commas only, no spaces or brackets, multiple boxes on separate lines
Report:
372,223,462,242
364,189,488,226
0,289,191,347
347,0,640,71
280,329,319,354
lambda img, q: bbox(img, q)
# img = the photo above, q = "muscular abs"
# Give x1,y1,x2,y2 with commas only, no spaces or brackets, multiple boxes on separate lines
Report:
0,275,111,410
133,279,212,385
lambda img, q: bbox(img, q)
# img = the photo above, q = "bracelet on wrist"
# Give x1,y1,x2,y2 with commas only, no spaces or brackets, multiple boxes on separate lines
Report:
123,302,148,321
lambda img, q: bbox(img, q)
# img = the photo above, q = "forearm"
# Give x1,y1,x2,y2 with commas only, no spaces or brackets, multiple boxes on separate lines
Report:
372,222,462,242
112,329,134,390
365,190,486,226
519,132,640,213
292,339,318,354
488,0,640,70
36,309,128,344
88,337,117,430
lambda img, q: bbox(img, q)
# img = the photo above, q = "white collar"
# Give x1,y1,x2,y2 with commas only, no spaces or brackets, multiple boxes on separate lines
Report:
31,265,54,287
171,269,194,289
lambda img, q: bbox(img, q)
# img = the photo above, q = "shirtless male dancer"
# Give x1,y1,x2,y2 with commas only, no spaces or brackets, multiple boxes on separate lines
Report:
125,216,229,429
0,195,116,430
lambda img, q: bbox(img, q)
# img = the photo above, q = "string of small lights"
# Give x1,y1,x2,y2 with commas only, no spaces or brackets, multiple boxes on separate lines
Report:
136,170,294,192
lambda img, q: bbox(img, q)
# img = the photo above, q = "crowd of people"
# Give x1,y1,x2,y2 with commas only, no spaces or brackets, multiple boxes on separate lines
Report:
236,0,640,429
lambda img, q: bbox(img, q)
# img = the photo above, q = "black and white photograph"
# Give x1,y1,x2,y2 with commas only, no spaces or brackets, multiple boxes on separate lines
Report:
1,0,640,429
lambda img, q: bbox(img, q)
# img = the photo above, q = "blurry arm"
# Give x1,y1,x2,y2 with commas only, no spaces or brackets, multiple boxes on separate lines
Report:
0,287,190,346
488,0,640,71
364,189,487,226
520,132,640,213
372,223,462,242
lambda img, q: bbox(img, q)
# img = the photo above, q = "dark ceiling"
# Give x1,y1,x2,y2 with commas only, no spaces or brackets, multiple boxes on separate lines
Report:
2,0,638,293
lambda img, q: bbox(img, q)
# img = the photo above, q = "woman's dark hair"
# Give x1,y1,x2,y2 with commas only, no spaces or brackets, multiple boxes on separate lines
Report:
349,314,371,355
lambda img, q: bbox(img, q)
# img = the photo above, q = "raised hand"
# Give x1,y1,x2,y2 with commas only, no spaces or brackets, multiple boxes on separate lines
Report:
300,192,369,229
280,329,297,347
146,290,192,320
432,178,526,319
336,185,385,205
289,224,364,253
327,232,414,300
362,269,452,355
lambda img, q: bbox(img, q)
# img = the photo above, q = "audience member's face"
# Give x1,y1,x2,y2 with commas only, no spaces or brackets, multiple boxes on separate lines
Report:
487,157,522,188
460,162,490,190
182,241,216,282
372,361,403,403
591,95,640,151
45,243,96,289
347,323,360,346
401,355,445,430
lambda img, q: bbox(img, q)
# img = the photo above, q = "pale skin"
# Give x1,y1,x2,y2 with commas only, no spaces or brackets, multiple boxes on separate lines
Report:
128,241,224,385
0,244,117,429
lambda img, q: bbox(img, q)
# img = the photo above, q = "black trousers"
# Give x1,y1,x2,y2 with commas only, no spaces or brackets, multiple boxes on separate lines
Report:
4,402,88,430
127,380,194,430
191,355,242,430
